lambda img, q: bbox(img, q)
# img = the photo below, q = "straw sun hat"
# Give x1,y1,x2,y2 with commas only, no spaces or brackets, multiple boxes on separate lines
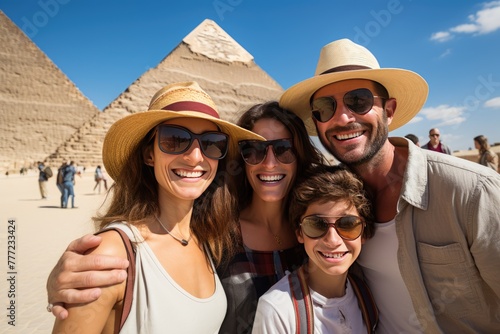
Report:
280,38,429,135
103,81,264,180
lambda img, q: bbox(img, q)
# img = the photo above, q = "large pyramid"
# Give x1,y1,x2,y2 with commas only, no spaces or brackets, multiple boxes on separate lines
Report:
47,19,284,171
0,11,100,172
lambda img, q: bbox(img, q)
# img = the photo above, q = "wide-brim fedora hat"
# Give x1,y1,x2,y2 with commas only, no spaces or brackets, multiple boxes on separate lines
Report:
280,38,429,135
103,81,264,180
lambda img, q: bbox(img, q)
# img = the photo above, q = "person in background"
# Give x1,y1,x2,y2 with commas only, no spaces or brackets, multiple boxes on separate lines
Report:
62,161,77,209
252,165,376,333
280,38,500,333
101,168,109,191
93,165,108,193
404,133,419,147
474,134,498,172
56,161,68,208
421,128,451,154
38,161,49,199
51,81,264,333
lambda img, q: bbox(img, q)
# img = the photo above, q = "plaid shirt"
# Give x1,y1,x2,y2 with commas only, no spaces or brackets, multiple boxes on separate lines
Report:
217,244,306,334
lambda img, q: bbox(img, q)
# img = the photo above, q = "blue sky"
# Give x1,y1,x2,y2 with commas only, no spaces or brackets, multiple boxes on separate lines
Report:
2,0,500,151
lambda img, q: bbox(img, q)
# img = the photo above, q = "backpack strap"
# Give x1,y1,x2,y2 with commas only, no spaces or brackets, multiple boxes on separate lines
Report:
348,273,378,333
95,227,136,334
288,266,314,334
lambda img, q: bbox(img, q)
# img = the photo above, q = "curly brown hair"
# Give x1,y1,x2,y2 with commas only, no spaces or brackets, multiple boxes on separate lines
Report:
288,165,375,240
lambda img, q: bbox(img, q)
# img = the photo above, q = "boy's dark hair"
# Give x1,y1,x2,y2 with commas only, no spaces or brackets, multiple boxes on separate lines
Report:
288,165,375,239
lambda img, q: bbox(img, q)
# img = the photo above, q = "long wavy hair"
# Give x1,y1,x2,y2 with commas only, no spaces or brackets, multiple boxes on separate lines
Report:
234,101,327,211
474,135,491,154
93,126,238,266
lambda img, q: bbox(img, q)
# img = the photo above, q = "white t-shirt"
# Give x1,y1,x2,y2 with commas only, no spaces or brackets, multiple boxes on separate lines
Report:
357,219,422,333
252,273,367,334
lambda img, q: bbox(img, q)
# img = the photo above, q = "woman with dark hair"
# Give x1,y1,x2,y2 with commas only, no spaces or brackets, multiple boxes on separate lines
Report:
217,101,326,333
474,135,498,172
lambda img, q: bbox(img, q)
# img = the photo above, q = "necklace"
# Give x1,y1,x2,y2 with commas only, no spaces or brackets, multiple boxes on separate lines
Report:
155,216,191,246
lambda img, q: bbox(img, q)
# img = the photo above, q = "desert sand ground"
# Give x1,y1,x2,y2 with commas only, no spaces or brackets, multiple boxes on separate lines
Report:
0,171,109,333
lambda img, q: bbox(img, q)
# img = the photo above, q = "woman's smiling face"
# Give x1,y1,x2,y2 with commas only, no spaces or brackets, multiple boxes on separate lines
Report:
147,117,220,203
245,118,297,203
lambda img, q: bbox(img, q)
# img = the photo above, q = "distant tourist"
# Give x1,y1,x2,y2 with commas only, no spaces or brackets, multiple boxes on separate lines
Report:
38,161,49,199
62,161,77,208
404,133,420,147
421,128,451,154
56,162,68,207
474,135,498,172
93,165,108,193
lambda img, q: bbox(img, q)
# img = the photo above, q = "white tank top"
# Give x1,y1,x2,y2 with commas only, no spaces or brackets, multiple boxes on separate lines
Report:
356,219,422,333
106,223,227,334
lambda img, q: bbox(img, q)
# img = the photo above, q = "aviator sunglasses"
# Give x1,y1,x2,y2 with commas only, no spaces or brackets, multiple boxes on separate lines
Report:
157,124,228,160
300,215,365,240
238,139,296,165
311,88,387,123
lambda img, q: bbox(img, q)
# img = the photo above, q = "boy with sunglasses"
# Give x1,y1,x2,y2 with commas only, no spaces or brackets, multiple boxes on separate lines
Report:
252,165,376,333
280,39,500,333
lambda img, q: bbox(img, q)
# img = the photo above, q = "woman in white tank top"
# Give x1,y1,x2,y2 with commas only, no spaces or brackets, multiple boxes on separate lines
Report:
51,82,264,334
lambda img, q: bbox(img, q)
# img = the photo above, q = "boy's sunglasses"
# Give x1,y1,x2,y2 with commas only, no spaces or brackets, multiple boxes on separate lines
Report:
238,139,296,165
311,88,386,123
157,124,228,160
300,215,365,240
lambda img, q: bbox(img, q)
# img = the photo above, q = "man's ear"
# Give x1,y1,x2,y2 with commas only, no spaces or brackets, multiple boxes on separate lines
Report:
385,98,397,125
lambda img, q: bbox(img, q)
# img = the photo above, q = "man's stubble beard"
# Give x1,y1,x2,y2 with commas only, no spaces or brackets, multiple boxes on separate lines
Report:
318,113,389,168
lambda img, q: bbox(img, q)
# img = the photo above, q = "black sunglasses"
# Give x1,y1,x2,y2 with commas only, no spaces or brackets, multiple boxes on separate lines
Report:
300,215,365,240
238,139,296,165
311,88,386,123
157,124,228,160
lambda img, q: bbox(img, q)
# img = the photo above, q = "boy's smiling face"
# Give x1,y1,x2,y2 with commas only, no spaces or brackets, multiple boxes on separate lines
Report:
297,200,363,288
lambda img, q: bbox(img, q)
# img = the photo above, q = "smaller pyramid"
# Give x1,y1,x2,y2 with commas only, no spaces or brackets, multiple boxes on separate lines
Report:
0,11,100,172
48,19,284,171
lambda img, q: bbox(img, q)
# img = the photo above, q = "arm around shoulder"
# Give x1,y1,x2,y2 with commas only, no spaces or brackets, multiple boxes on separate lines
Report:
52,230,128,334
46,233,129,320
